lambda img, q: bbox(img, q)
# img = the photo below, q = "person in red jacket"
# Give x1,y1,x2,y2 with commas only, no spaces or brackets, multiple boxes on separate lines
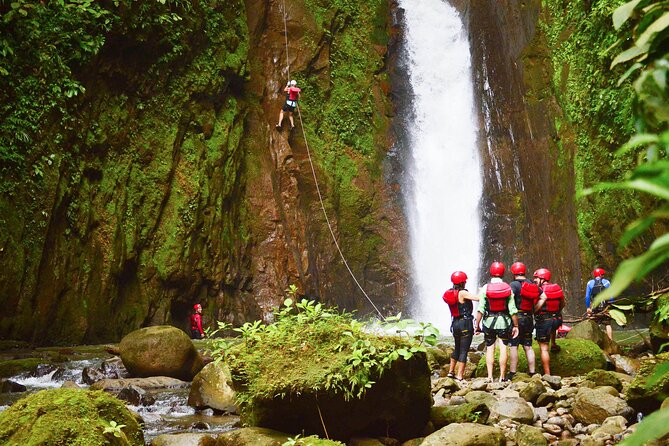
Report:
533,268,565,376
190,304,205,339
276,80,301,130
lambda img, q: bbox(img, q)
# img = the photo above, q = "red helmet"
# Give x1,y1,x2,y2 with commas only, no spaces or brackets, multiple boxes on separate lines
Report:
489,261,505,277
533,268,551,281
593,268,606,278
451,271,468,285
193,304,202,311
511,262,526,275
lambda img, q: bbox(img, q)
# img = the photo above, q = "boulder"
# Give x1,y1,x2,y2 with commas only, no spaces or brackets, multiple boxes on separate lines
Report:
519,379,546,404
117,384,156,406
430,402,489,427
91,376,190,391
431,377,460,394
572,387,634,425
611,354,640,376
515,424,547,446
0,388,144,445
188,362,237,413
566,320,620,354
0,379,26,393
585,369,622,391
591,415,627,437
150,433,217,446
464,390,498,408
420,423,504,446
490,397,535,424
119,325,203,381
215,427,292,446
625,352,669,412
427,346,452,370
475,339,606,377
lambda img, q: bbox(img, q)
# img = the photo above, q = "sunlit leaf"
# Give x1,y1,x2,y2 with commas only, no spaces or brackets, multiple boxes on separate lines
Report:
608,309,628,326
612,45,648,68
636,11,669,49
619,407,669,446
616,133,659,154
613,0,644,30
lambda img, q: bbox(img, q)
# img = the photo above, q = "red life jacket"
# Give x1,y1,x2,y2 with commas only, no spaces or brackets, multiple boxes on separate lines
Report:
442,289,473,318
519,281,540,312
540,283,564,313
486,282,512,313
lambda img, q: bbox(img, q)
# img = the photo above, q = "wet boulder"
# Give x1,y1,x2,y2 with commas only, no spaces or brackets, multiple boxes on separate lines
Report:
0,388,144,445
566,320,620,355
188,362,237,413
119,325,203,381
625,352,669,412
117,384,156,406
420,422,504,446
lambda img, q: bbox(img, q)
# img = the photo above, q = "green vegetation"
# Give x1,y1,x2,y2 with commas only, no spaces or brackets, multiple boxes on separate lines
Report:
0,388,144,445
283,435,345,446
209,298,437,423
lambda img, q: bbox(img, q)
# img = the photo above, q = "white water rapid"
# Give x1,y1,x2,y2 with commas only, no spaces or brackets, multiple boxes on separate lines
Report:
399,0,483,333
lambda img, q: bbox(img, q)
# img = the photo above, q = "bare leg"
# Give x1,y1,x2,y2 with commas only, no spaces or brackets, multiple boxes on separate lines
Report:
486,344,495,381
540,342,551,375
509,345,519,373
524,345,536,374
277,110,284,127
448,357,456,376
606,324,613,341
499,339,508,380
456,361,466,380
288,112,295,128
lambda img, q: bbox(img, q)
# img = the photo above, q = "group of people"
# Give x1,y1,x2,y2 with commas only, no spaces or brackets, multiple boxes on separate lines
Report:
442,261,612,382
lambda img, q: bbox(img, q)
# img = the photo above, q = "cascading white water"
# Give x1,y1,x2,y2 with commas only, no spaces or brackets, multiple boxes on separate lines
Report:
400,0,483,333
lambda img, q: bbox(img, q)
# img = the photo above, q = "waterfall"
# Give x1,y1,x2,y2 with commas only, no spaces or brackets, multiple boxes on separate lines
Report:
399,0,483,333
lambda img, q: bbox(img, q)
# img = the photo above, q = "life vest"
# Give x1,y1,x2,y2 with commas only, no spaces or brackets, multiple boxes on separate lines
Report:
443,289,473,318
515,280,540,312
486,282,512,313
540,283,564,313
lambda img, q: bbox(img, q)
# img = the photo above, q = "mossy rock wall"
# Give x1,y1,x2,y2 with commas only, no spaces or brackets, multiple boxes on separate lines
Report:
626,352,669,413
0,388,144,445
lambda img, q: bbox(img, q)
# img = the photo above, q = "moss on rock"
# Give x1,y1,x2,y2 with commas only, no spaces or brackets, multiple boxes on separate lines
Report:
0,388,144,445
626,352,669,412
0,358,43,378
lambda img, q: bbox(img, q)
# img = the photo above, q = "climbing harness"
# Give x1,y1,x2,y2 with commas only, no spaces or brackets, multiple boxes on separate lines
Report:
278,0,385,320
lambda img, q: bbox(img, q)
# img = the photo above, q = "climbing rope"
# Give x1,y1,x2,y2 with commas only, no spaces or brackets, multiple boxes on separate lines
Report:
279,0,385,321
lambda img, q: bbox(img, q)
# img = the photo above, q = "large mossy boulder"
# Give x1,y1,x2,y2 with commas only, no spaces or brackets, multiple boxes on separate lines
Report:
475,339,606,377
0,388,144,445
431,402,490,427
119,326,203,381
187,361,237,412
566,320,620,354
626,352,669,412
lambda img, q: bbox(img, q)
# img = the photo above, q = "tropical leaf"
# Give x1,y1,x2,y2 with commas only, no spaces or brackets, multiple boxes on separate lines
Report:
613,0,645,30
619,214,656,247
616,133,659,154
619,407,669,445
612,45,648,67
618,61,644,85
608,308,628,326
637,12,669,49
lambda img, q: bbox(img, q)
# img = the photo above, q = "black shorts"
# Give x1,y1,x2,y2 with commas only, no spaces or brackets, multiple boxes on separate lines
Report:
535,314,561,343
282,102,296,112
191,330,203,339
483,324,512,347
592,306,613,325
509,312,534,347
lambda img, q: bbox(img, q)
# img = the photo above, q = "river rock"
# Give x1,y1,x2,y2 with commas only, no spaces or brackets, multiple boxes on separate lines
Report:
464,390,498,408
542,374,562,390
0,388,144,445
543,423,562,435
535,392,557,407
519,379,545,404
585,369,622,391
119,325,204,381
572,387,634,425
625,352,669,412
0,379,26,393
150,432,217,446
490,397,534,424
470,378,489,391
431,402,489,427
566,320,620,355
90,376,189,391
117,384,155,406
427,346,452,370
187,361,237,413
216,427,291,446
591,415,627,437
431,376,460,394
448,395,466,406
82,366,106,385
420,423,504,446
611,354,640,376
515,424,548,446
595,385,619,397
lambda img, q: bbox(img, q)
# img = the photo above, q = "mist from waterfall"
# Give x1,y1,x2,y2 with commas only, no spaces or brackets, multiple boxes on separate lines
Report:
399,0,483,333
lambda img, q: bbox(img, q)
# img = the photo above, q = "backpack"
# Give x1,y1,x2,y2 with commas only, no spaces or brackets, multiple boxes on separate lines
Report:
591,277,605,298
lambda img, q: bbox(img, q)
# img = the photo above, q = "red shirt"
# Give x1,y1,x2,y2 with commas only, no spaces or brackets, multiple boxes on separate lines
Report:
286,86,301,101
190,313,203,335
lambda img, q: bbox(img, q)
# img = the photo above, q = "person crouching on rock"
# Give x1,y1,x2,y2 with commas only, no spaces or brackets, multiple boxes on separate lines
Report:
475,261,519,383
276,80,301,130
508,261,540,379
532,268,565,376
190,304,205,339
443,271,480,381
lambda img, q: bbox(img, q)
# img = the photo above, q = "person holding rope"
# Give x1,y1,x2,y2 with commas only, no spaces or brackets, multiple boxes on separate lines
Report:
276,80,301,130
442,271,479,381
585,267,614,340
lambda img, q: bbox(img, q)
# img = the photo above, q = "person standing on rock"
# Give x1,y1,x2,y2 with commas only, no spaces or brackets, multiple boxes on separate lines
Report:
475,261,519,382
585,267,614,341
276,80,301,130
190,304,205,339
533,268,565,375
508,262,540,379
443,271,480,381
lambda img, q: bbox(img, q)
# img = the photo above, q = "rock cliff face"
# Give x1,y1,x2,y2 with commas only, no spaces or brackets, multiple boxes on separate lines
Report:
0,0,407,344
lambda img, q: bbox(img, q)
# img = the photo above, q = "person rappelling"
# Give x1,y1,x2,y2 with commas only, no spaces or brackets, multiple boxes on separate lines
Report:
276,80,301,130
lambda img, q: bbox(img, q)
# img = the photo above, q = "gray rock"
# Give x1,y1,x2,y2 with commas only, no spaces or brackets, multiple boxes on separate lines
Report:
595,385,619,397
150,433,217,446
188,362,237,413
534,406,549,422
90,376,189,391
572,387,634,425
519,379,545,404
546,416,565,427
611,354,640,376
542,375,562,390
555,387,578,399
592,415,627,436
432,376,460,394
491,397,535,424
542,423,562,435
448,395,466,406
464,390,498,408
117,384,155,406
535,392,557,407
470,378,489,391
421,423,504,446
216,427,291,446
